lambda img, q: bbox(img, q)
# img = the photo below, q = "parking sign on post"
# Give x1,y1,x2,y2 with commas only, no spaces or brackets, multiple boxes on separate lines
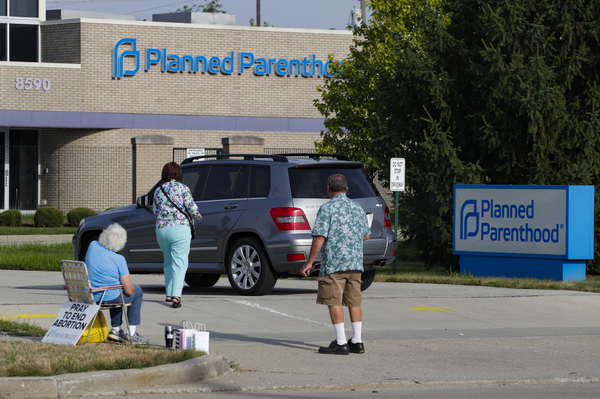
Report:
390,158,405,273
390,158,405,192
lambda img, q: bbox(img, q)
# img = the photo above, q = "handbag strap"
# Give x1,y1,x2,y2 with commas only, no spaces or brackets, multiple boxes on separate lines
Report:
160,184,194,226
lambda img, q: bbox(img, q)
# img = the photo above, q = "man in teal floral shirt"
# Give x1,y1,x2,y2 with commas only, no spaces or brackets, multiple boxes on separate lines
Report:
300,174,371,355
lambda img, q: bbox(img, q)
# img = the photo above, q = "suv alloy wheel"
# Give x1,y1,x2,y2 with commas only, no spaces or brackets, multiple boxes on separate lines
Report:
226,237,277,296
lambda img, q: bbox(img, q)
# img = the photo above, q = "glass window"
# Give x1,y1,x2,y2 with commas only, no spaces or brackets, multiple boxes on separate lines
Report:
288,167,377,199
182,166,208,200
249,166,270,198
232,166,249,199
8,130,38,210
9,129,37,146
9,0,37,17
202,165,240,201
0,24,6,61
10,24,37,62
0,0,6,16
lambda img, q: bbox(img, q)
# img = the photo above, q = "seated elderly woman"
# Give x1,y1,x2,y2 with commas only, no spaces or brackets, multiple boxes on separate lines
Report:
85,223,149,344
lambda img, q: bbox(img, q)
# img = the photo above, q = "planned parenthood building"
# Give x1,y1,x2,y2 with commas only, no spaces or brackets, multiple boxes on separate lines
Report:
0,0,354,212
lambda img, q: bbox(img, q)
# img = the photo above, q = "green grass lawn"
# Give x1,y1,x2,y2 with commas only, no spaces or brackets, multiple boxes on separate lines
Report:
0,243,72,271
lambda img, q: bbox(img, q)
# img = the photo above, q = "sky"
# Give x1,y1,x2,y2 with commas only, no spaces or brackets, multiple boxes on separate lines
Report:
45,0,368,30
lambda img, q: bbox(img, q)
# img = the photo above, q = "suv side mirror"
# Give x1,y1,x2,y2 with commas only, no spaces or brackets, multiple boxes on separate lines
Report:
137,195,150,208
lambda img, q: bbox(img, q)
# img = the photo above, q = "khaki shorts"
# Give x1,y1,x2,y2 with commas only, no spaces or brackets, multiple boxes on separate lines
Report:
317,270,362,307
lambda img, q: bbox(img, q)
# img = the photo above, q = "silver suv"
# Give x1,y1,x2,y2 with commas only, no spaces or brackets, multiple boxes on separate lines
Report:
73,154,396,296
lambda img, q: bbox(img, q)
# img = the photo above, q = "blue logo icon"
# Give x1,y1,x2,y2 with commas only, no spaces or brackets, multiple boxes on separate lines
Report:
113,38,140,78
460,200,479,240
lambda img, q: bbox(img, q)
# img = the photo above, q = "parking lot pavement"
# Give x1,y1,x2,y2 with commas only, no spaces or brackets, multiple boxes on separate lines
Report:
1,270,600,392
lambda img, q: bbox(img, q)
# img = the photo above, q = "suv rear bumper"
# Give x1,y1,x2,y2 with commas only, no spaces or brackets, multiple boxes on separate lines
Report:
265,231,397,275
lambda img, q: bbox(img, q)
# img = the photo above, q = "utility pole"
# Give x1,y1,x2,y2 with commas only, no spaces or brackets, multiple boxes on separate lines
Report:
360,0,367,26
257,0,261,27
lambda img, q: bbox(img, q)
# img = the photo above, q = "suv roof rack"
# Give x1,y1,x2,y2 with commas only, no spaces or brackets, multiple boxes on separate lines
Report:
181,154,289,164
276,153,352,161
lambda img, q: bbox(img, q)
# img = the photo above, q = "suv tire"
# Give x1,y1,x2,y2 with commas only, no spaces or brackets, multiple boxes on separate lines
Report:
80,234,100,261
360,269,377,291
226,237,277,296
185,273,221,288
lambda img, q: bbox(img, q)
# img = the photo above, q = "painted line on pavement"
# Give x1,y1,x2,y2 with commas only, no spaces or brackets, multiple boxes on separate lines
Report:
0,314,58,319
227,299,330,326
410,306,450,311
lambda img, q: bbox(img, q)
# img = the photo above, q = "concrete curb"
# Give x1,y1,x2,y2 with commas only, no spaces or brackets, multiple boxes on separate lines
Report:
0,355,231,399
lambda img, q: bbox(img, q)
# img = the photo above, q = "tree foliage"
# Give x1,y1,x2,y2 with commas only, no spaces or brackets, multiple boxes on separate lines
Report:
249,18,274,27
315,0,600,271
174,0,226,13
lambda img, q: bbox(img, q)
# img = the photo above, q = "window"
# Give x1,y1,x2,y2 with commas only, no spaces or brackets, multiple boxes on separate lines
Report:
182,166,209,200
0,129,39,210
0,24,6,61
9,0,37,17
202,165,241,201
249,166,270,198
288,167,377,199
0,0,40,62
232,166,249,199
9,24,37,62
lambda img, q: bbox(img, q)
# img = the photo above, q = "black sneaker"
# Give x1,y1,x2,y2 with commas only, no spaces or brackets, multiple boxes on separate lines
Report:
318,340,350,355
347,339,365,354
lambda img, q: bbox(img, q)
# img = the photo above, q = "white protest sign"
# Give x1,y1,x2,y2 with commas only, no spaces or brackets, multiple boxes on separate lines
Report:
390,158,405,192
186,148,205,158
42,302,100,345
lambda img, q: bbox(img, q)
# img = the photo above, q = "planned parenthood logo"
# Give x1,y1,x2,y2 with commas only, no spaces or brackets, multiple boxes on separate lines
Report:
113,38,140,78
454,187,567,256
112,38,337,78
459,200,479,240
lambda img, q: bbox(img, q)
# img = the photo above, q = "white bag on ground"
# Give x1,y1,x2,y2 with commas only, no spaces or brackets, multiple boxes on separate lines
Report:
175,320,209,353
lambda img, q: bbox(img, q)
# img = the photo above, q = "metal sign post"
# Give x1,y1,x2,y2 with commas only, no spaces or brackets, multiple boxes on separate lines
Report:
390,158,405,273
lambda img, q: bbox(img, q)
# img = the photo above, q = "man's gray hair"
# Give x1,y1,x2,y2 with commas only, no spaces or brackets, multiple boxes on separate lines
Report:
99,223,127,253
327,174,348,193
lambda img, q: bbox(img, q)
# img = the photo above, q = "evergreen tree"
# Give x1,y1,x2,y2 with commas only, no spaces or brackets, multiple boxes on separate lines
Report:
316,0,600,271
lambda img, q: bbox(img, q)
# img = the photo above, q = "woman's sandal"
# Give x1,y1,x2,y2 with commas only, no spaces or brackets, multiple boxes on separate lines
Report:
165,296,172,303
171,297,182,308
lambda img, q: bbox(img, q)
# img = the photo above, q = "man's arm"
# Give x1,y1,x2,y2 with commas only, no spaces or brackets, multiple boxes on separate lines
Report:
300,235,326,277
364,235,370,241
119,273,135,296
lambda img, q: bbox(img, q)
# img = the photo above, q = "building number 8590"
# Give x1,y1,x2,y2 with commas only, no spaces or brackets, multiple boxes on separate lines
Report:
15,77,51,91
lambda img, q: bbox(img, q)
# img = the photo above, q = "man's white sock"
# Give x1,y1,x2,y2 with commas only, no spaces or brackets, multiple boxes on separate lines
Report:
351,321,362,343
333,323,347,345
128,326,136,336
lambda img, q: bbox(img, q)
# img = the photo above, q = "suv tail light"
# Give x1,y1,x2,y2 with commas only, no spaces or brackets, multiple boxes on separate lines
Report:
384,205,392,228
270,207,311,230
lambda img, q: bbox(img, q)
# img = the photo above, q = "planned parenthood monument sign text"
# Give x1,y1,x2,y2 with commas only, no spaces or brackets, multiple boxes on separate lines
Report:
453,185,594,281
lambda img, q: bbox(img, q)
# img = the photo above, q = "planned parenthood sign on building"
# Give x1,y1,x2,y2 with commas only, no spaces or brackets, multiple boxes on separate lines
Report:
453,185,594,281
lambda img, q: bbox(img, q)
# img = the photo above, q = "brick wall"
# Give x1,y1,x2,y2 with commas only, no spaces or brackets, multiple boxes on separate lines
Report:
41,23,81,63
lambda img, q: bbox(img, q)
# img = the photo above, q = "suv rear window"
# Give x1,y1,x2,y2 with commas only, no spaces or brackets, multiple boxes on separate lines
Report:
288,167,377,199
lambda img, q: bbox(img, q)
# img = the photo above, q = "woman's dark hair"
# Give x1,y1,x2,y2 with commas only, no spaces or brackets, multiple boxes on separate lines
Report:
161,162,183,183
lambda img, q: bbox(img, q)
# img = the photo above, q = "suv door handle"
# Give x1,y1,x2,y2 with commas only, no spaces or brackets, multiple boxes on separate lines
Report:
224,202,239,210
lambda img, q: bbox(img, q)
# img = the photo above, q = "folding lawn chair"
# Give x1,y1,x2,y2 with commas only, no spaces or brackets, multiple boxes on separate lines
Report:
61,260,130,344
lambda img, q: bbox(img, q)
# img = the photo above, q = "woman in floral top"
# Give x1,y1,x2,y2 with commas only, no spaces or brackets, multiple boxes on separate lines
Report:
153,162,202,308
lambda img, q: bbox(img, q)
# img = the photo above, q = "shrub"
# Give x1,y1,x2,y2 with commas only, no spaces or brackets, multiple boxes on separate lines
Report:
67,208,97,227
34,207,64,228
0,210,22,227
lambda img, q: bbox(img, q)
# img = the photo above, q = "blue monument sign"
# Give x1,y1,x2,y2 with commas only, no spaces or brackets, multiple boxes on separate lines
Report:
453,185,594,281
